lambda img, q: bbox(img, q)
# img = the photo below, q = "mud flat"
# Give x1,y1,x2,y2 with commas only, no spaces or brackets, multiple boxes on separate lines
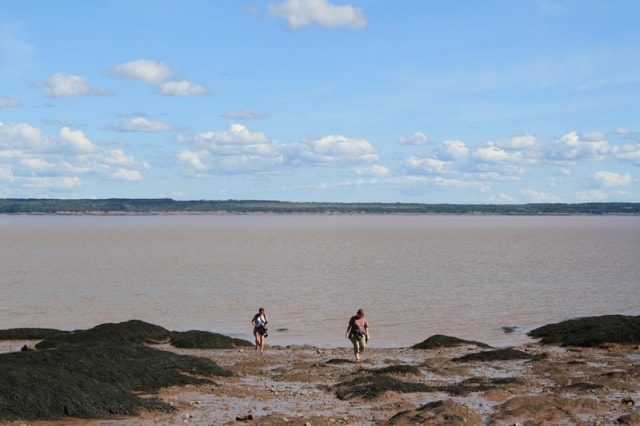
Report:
1,316,638,425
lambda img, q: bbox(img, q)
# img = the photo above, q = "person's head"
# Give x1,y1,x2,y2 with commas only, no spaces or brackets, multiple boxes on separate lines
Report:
356,308,365,317
259,307,265,314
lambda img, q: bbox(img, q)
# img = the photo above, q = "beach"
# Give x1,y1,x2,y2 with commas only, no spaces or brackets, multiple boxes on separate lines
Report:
3,336,638,426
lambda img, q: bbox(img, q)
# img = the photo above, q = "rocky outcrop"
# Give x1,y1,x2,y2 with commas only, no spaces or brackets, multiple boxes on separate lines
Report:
528,314,640,346
0,320,246,421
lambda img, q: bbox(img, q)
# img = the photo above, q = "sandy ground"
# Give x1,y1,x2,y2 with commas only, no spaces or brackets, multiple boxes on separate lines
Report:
3,341,640,426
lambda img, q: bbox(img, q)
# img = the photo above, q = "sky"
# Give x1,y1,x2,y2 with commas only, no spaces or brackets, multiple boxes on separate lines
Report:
1,0,639,203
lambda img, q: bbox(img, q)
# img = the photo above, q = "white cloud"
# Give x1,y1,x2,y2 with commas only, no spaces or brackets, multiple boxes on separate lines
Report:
178,150,207,172
404,156,448,174
592,171,633,187
546,131,610,161
156,80,210,96
0,122,148,193
114,116,173,132
0,96,21,108
291,134,378,164
436,140,468,160
473,144,510,162
109,59,175,84
34,73,112,97
183,124,271,150
398,131,427,145
177,124,284,174
268,0,367,30
112,169,143,181
59,127,96,152
613,143,640,164
431,176,491,192
354,164,389,176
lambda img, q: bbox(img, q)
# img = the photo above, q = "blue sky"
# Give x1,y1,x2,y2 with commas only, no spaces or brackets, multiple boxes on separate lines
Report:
1,0,639,203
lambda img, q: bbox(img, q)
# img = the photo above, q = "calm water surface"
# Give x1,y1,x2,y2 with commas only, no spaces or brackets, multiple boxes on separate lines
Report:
1,214,638,348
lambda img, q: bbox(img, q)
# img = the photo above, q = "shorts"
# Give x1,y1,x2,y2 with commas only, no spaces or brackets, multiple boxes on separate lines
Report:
349,332,367,353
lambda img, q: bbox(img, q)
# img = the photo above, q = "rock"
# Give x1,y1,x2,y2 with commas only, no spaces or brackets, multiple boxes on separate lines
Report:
617,413,640,424
0,321,233,421
622,397,635,407
235,414,254,421
452,348,544,362
412,334,491,349
528,315,640,347
388,399,482,425
170,330,252,348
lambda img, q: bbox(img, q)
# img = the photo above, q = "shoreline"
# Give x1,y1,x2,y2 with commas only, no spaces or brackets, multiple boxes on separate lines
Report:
1,316,638,425
6,341,638,426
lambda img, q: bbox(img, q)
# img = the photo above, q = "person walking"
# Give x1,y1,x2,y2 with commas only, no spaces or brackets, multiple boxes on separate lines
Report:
251,307,269,354
346,308,369,363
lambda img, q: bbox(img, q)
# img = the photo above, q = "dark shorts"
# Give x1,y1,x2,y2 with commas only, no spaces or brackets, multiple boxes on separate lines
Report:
254,326,267,336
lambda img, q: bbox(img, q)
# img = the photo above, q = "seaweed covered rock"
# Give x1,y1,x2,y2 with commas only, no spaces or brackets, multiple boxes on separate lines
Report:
334,375,432,400
0,321,234,421
0,328,67,340
453,348,544,363
333,373,514,401
412,334,490,349
170,330,252,348
388,399,482,425
528,315,640,347
368,364,421,375
35,319,173,349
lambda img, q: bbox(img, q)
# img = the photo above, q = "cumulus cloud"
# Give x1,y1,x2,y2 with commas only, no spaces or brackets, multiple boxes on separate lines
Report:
473,144,511,162
109,59,176,84
177,125,379,176
33,73,112,97
398,131,427,145
59,126,96,152
436,140,468,160
290,134,378,164
112,116,173,132
354,164,389,176
613,143,640,164
109,59,209,96
592,171,633,187
0,96,22,108
404,156,448,174
0,122,149,194
156,80,210,96
177,124,283,174
546,131,610,161
267,0,367,30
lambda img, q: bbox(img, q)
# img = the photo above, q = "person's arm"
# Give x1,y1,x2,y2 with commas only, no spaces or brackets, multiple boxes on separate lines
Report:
345,324,352,338
365,322,370,339
251,314,258,327
264,313,269,324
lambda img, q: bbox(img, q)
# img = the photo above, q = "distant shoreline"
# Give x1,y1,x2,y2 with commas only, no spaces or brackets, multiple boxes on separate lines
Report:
1,198,640,215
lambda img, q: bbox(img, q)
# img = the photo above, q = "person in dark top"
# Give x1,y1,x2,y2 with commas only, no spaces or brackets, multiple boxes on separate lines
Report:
251,307,269,354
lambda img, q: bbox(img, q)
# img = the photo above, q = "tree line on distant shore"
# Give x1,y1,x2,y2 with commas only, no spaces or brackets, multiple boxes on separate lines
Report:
1,198,639,215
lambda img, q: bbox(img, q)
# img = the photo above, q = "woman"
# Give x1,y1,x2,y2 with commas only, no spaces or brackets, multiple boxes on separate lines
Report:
251,307,269,354
345,308,369,363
